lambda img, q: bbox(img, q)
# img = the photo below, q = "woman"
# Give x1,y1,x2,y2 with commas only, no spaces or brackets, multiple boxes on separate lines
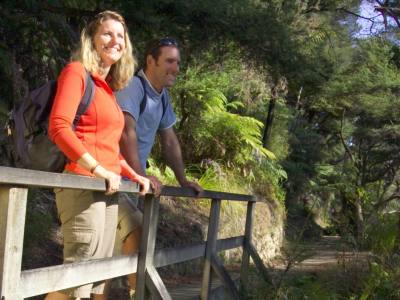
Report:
45,11,150,300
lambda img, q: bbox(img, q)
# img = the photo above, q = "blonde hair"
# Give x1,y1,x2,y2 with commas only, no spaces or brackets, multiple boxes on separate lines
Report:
72,10,136,91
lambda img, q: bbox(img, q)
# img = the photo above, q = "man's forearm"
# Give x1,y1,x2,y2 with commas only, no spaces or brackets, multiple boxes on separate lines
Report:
120,113,146,176
164,145,187,184
161,129,187,184
120,132,145,176
120,126,145,176
160,129,203,195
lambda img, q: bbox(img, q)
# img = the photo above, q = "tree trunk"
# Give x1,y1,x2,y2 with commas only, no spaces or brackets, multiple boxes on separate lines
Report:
262,98,276,148
262,77,287,148
354,199,364,247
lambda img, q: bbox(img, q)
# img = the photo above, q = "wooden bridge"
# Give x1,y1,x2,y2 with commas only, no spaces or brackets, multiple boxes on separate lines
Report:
0,166,269,299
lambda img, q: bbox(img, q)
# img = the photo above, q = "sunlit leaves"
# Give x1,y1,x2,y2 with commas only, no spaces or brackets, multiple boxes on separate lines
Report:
171,57,276,168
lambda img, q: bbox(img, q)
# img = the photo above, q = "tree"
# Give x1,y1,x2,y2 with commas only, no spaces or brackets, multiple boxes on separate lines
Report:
304,37,400,243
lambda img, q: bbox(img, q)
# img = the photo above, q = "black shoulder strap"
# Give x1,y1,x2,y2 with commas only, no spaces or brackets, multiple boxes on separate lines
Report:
160,90,168,119
137,75,147,116
73,72,95,127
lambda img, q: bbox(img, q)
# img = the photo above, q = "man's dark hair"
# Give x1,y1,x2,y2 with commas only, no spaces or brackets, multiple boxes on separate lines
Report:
143,37,178,70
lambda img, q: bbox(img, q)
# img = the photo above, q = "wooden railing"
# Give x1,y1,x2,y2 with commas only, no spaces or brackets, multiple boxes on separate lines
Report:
0,166,269,299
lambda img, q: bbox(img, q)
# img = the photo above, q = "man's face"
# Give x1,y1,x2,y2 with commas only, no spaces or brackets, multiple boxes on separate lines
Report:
149,46,180,89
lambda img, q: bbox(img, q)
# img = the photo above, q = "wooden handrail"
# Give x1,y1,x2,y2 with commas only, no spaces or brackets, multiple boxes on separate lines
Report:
0,166,139,192
161,186,255,202
0,166,267,300
0,166,255,202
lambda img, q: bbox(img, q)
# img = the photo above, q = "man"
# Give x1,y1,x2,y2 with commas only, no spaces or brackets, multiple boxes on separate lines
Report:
114,38,203,295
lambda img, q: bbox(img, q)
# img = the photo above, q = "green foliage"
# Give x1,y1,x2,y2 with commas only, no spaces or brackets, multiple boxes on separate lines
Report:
24,209,53,249
358,215,400,299
146,158,178,186
23,189,56,253
171,49,275,168
287,36,400,246
266,100,293,160
283,118,327,201
197,161,231,192
283,275,339,300
249,158,287,205
360,262,400,300
365,215,398,258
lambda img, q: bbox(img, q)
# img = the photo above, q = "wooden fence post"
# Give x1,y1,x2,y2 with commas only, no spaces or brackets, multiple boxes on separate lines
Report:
136,194,158,300
136,195,171,300
200,198,221,300
240,201,255,291
0,187,28,300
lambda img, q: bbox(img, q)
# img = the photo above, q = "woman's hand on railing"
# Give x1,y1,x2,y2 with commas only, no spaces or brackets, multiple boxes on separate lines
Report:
93,165,122,195
132,175,151,196
77,153,121,195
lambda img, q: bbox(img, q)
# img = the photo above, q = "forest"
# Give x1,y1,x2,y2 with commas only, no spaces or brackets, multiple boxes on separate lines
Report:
1,0,400,299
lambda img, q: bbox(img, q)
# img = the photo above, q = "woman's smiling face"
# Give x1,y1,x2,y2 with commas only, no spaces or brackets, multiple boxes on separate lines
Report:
93,19,125,68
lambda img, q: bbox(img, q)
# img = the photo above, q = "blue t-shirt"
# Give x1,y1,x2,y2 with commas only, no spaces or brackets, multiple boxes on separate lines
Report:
116,70,176,171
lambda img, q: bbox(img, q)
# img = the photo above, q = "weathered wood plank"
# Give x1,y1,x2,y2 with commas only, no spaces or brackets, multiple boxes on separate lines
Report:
201,198,221,300
217,235,244,252
211,255,241,300
155,242,205,268
136,195,160,300
21,254,138,297
20,236,244,297
161,186,255,202
145,265,172,300
0,187,28,300
240,201,255,290
0,166,140,193
249,242,271,284
154,236,244,268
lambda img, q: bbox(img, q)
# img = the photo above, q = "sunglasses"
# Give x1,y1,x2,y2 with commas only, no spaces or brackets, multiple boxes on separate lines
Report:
157,37,178,47
149,38,178,56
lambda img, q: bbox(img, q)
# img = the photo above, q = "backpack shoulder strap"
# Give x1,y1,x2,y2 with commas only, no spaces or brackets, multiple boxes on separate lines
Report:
160,91,168,119
136,75,168,118
136,75,147,116
73,72,95,127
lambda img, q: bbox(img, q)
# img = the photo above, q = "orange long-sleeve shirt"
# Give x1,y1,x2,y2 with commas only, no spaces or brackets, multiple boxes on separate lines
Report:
49,62,124,177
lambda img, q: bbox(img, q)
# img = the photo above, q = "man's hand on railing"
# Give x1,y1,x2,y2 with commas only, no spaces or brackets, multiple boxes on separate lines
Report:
135,175,151,196
147,175,162,197
146,175,204,198
180,179,204,197
93,165,122,195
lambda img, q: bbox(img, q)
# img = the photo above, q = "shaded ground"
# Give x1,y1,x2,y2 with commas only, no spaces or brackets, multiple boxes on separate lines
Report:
247,235,372,299
278,235,370,273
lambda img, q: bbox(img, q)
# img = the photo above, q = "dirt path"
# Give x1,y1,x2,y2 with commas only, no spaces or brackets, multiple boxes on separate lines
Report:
267,234,371,299
288,235,370,274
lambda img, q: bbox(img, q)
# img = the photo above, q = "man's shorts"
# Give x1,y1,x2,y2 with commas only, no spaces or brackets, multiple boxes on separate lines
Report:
116,192,143,244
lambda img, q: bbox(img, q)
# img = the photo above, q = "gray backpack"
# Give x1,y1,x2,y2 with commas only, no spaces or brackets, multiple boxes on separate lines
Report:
6,72,94,172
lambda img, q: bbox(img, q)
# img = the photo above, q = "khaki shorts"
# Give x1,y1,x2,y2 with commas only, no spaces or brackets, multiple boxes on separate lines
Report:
114,193,143,253
55,188,118,298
